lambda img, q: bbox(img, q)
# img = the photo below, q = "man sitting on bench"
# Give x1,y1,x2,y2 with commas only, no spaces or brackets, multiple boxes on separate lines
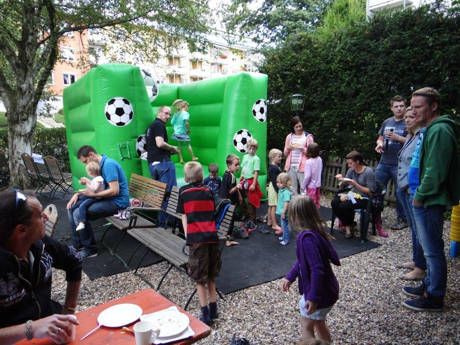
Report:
66,145,129,259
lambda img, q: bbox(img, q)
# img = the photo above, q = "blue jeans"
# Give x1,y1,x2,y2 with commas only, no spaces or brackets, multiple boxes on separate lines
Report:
68,198,120,252
76,195,98,223
375,163,405,220
148,160,177,227
397,188,426,270
277,215,290,243
413,204,446,298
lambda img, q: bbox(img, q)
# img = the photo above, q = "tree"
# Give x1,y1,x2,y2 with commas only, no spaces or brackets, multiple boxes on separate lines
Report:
0,0,209,187
223,0,331,44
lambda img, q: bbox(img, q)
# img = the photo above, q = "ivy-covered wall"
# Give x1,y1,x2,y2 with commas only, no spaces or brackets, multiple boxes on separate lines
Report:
261,6,460,160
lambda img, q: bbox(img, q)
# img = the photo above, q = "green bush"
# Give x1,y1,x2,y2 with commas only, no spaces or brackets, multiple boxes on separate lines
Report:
260,6,460,160
0,127,69,171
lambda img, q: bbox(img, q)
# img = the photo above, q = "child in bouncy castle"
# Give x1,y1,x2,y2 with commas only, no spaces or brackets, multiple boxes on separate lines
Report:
282,195,340,344
239,139,264,232
267,148,283,235
301,143,322,209
171,99,198,164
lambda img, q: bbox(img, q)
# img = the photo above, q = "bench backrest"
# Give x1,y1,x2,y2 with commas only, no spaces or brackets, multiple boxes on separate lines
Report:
165,186,181,217
129,174,167,209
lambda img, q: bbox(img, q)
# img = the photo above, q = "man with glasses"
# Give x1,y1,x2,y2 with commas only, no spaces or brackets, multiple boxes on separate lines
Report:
0,190,81,343
375,95,408,230
66,145,130,258
146,106,179,227
402,87,459,312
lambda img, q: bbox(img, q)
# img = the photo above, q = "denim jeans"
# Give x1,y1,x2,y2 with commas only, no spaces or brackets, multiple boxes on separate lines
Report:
397,188,426,270
68,198,120,252
413,204,446,297
76,195,98,223
277,215,290,243
375,163,405,220
148,160,177,227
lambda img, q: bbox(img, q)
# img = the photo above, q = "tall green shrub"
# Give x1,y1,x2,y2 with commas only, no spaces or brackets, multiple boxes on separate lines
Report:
261,5,460,160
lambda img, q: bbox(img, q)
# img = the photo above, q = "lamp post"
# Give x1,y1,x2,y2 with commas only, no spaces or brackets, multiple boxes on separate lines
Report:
290,93,305,117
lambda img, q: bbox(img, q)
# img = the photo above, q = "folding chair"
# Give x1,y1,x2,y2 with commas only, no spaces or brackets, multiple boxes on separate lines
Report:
43,204,58,237
21,153,50,194
43,156,73,197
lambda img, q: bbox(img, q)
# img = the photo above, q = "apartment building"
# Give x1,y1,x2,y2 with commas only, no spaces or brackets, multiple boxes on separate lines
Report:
366,0,452,18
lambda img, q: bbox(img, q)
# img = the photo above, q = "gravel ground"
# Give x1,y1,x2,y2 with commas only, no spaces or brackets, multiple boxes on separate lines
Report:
51,197,460,345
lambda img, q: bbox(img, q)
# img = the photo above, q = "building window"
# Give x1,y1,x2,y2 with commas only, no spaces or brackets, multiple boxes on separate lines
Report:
168,56,180,66
190,60,203,70
190,77,203,82
167,74,182,84
63,73,76,85
61,46,75,62
211,63,223,73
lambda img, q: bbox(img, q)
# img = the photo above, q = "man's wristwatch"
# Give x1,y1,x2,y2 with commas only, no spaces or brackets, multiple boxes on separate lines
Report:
25,320,33,340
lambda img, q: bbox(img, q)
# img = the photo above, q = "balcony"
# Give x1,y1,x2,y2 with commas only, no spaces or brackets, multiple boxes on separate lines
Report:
367,0,414,16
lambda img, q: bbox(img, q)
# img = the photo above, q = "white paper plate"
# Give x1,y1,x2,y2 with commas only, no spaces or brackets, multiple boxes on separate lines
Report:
97,303,143,328
142,310,189,338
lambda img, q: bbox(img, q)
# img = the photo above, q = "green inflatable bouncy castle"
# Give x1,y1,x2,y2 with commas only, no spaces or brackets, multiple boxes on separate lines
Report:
64,64,268,196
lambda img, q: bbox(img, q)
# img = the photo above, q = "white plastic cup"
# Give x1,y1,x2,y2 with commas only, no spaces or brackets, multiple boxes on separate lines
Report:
133,321,153,345
59,315,77,344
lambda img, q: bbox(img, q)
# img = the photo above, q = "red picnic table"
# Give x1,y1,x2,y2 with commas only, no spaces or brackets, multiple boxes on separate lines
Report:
16,289,211,345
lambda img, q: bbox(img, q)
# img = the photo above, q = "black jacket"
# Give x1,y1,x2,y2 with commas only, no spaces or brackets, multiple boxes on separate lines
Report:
0,236,82,327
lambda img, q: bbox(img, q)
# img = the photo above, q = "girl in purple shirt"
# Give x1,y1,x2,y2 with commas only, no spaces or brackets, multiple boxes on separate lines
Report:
282,195,340,344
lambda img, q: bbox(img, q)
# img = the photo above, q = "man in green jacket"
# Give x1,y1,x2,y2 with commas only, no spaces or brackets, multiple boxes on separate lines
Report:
402,87,460,312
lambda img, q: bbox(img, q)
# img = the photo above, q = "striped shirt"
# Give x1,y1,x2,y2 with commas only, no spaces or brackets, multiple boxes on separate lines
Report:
177,183,218,245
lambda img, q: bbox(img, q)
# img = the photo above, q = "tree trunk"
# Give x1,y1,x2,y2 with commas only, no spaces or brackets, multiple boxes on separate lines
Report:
7,105,37,189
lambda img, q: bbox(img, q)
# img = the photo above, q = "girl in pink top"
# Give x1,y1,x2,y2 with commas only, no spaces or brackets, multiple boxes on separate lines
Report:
283,116,314,195
302,143,322,209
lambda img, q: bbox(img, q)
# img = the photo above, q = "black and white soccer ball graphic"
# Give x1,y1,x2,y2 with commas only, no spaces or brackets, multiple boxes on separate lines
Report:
105,97,133,127
233,129,252,153
252,99,267,122
141,69,158,102
136,134,147,160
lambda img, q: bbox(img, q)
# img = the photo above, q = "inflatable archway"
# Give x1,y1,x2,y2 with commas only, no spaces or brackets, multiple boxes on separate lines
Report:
63,64,268,196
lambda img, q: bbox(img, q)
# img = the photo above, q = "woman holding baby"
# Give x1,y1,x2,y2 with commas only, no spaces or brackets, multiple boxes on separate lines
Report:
331,151,376,239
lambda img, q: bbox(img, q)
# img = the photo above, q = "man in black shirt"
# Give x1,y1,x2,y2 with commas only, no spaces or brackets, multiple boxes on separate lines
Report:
146,105,178,227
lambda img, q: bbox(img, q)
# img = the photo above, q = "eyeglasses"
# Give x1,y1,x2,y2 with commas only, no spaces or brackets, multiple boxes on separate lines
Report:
15,190,26,208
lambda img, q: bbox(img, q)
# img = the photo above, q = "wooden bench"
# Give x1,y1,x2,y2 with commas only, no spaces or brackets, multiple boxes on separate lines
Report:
164,186,183,233
101,174,166,267
105,173,167,231
128,203,235,309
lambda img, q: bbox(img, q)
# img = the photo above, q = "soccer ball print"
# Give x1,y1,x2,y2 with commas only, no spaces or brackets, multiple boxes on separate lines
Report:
233,129,252,153
136,134,147,159
252,99,267,122
105,97,134,127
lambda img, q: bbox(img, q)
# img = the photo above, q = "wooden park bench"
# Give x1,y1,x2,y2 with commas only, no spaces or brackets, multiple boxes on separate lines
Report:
128,203,235,309
101,173,166,265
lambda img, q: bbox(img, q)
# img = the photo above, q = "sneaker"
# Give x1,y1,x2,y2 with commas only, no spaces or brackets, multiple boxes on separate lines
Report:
278,236,283,241
246,221,257,233
77,249,97,260
260,226,270,234
402,284,425,297
391,217,408,230
76,222,85,231
280,240,288,246
240,229,249,239
402,295,443,312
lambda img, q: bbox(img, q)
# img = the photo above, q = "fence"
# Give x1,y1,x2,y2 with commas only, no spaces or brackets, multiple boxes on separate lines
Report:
322,157,397,203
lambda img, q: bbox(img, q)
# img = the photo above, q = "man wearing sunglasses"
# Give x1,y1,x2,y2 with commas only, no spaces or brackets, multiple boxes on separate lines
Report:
66,145,130,258
0,190,81,344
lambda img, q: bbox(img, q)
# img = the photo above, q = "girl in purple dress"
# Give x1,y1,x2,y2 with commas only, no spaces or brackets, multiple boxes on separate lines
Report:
282,195,340,344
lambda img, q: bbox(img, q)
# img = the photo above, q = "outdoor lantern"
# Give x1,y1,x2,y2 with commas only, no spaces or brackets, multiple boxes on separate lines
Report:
290,93,305,115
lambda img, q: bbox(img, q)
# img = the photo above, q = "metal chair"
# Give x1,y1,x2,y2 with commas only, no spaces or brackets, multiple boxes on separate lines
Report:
43,204,58,237
21,153,51,194
43,156,73,197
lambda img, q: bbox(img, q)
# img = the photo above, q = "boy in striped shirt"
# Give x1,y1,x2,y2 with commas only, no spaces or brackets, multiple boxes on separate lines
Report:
178,162,221,325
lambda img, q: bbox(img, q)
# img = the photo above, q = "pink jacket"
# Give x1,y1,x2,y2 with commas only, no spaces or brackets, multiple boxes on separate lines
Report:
283,132,314,173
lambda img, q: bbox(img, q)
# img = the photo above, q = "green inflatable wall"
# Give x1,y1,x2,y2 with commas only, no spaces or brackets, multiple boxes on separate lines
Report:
64,64,268,196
